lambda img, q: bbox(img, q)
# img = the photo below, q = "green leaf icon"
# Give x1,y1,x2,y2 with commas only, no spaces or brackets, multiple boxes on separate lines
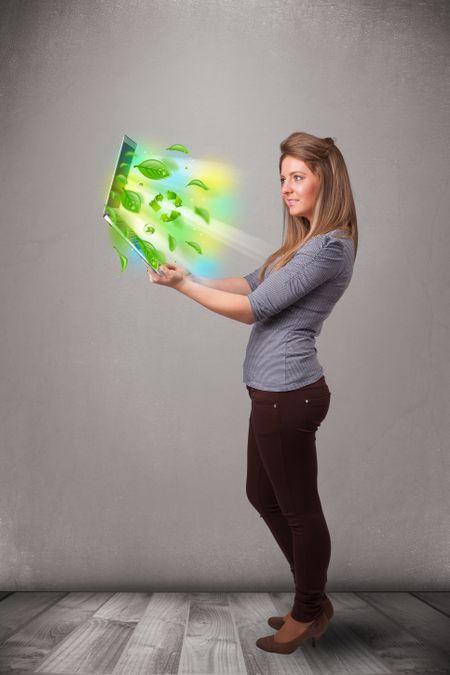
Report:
160,210,181,222
134,159,171,180
166,144,189,154
186,179,209,190
105,206,117,223
155,193,164,201
144,225,155,233
139,239,165,268
113,174,127,187
165,191,182,205
113,217,139,247
138,237,155,254
168,234,177,251
113,246,128,272
186,241,202,254
149,198,161,212
121,189,142,213
194,206,210,223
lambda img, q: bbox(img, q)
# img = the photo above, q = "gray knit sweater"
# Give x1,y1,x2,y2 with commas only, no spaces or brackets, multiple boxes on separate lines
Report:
243,228,355,391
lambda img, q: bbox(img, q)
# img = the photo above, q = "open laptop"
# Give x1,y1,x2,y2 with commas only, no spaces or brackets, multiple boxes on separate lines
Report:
102,134,166,276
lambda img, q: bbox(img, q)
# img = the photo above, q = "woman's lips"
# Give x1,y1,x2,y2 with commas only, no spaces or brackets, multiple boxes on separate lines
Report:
287,200,298,206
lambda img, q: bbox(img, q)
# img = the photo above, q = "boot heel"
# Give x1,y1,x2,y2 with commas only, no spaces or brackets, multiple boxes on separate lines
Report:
312,633,324,648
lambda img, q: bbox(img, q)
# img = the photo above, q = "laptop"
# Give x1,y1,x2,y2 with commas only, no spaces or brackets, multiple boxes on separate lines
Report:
102,134,166,276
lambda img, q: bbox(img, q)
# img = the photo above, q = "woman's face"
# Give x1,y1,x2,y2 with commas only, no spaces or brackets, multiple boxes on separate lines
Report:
280,155,321,222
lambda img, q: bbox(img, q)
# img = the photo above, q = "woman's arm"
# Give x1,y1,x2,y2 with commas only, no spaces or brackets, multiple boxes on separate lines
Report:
146,264,255,324
192,275,252,295
176,277,255,324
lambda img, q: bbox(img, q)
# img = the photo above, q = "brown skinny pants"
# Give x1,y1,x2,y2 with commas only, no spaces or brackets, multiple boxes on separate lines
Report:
246,375,331,622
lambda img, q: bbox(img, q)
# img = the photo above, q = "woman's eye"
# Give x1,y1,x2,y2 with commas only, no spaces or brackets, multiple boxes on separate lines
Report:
280,175,303,184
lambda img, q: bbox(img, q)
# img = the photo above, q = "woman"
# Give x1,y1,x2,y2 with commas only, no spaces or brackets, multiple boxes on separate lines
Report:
146,131,358,654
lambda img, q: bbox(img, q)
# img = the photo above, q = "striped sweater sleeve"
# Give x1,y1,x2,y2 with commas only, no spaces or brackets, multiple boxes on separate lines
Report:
243,266,261,291
247,237,346,322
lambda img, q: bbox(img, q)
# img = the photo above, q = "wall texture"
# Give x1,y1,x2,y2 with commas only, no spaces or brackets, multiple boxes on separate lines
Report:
0,0,449,590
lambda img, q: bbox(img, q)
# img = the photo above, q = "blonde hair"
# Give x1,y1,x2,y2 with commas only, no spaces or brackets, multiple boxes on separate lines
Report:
257,132,358,284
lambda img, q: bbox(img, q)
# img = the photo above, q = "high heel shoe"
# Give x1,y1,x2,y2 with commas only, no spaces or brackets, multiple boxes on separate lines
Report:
267,595,334,630
256,609,329,654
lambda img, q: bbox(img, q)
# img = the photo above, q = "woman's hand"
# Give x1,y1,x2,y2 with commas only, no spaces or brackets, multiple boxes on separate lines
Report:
146,262,191,290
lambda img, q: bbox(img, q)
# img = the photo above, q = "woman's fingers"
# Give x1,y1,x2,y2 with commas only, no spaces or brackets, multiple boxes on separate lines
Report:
146,265,158,282
146,262,184,288
147,264,169,284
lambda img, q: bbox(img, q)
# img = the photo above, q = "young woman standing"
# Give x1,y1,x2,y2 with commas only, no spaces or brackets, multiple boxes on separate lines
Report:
146,131,358,655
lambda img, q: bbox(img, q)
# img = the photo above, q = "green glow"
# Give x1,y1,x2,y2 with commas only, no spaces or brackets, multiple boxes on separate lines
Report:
103,136,273,278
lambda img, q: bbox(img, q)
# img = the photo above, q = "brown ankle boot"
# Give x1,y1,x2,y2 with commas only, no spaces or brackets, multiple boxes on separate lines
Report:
267,595,334,630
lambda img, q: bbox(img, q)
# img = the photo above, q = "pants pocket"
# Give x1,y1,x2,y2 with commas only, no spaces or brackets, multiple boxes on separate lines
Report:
251,398,281,436
300,392,331,430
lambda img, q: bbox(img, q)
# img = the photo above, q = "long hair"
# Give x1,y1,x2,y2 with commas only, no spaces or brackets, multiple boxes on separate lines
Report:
257,131,358,284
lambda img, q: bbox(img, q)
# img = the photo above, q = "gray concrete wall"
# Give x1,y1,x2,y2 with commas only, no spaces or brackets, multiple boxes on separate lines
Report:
0,0,449,590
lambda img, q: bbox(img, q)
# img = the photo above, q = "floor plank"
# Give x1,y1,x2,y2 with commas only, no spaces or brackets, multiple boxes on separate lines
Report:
0,592,67,646
335,592,448,673
0,592,112,672
35,593,150,673
411,592,450,618
177,593,247,674
111,592,190,674
358,592,450,662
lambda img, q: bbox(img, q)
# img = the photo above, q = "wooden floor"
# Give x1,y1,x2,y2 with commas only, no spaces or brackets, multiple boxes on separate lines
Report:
0,591,448,674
